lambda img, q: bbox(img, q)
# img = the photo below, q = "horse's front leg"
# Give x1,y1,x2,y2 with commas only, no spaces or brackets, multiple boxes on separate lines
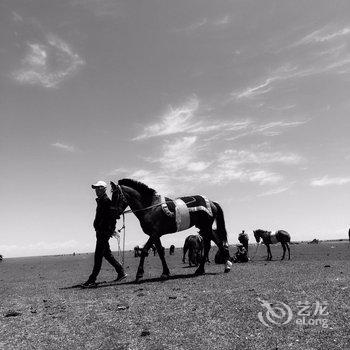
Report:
136,237,154,282
286,243,290,260
267,245,272,261
153,236,170,279
281,243,286,260
194,237,211,275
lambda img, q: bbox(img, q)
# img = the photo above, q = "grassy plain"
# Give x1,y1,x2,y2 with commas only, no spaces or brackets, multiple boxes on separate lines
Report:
1,241,349,350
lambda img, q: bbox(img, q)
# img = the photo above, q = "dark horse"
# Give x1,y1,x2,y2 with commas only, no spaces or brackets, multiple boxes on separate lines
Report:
110,179,232,281
253,229,291,261
182,235,204,267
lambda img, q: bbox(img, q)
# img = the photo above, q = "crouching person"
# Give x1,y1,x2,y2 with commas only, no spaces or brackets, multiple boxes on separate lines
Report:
231,244,249,263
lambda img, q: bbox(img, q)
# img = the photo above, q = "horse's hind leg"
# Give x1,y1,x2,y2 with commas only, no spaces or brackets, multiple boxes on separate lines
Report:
209,230,231,273
182,244,188,264
153,236,170,279
286,243,290,260
281,243,286,260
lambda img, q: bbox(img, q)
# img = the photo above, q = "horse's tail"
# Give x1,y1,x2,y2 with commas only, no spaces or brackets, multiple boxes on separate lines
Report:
213,202,228,243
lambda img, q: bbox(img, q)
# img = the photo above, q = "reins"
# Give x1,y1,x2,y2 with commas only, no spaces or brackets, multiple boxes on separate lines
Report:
113,213,126,267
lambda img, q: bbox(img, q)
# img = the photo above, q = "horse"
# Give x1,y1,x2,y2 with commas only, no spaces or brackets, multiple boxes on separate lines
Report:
134,245,142,257
253,229,291,261
182,235,204,267
110,179,232,281
169,245,175,255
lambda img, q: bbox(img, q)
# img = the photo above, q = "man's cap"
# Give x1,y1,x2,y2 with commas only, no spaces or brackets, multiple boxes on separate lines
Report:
91,180,107,189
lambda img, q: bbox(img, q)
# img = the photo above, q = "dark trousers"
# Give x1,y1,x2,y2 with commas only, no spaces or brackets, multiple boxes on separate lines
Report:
89,231,124,281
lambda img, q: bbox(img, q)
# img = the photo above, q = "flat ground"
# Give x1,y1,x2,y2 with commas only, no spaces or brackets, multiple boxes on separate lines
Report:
1,241,349,350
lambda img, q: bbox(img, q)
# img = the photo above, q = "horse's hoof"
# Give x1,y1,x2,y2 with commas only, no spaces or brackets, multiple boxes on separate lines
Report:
135,275,143,283
160,273,170,279
194,269,205,276
224,268,231,273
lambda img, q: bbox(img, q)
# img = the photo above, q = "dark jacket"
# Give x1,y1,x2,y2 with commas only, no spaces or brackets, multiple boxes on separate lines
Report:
93,194,117,234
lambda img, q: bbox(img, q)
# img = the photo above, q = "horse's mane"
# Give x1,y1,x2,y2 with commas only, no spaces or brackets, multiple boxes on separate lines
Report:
118,178,156,205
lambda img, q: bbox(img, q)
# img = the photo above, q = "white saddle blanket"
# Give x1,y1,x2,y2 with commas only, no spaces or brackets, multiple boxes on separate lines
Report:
174,198,191,231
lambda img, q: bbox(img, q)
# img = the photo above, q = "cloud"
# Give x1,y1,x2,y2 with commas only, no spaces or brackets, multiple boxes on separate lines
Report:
175,15,231,32
293,26,350,46
12,34,84,88
258,184,293,197
134,97,254,141
310,175,350,187
226,119,309,140
212,149,302,185
220,150,303,165
232,65,309,100
133,98,199,140
51,142,77,152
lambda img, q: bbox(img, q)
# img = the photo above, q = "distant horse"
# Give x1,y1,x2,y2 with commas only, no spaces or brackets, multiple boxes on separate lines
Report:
0,254,2,261
182,235,204,266
253,229,291,261
238,231,249,252
134,245,142,257
110,179,232,281
169,245,175,255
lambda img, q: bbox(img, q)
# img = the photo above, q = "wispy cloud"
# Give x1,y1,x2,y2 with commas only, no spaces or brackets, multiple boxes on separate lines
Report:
233,25,350,100
175,15,231,33
310,175,350,187
51,142,77,153
133,97,252,141
12,34,84,88
220,150,303,165
293,26,350,46
212,149,303,185
257,185,292,197
226,119,309,140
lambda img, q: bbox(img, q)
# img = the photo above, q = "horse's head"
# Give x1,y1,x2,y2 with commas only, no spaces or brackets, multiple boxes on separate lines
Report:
253,230,261,243
110,181,128,217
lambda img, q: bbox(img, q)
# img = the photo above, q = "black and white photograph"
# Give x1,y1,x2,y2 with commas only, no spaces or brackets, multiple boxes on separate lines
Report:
1,0,349,349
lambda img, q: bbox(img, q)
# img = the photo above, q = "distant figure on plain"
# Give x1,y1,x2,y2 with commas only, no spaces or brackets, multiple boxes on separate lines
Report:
169,245,175,255
238,230,249,252
134,245,142,257
81,181,127,288
231,244,249,263
182,234,204,267
348,228,350,243
0,254,3,261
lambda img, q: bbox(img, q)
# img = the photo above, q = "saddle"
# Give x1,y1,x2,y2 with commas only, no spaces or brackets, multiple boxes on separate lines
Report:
160,195,213,231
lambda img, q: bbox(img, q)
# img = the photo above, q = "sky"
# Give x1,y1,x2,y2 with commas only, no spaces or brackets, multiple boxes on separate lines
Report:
1,0,350,258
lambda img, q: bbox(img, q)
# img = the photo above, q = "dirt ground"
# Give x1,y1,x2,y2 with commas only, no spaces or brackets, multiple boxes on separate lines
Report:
1,241,349,350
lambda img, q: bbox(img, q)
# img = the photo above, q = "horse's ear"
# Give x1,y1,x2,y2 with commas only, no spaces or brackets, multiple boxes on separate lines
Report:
110,181,117,191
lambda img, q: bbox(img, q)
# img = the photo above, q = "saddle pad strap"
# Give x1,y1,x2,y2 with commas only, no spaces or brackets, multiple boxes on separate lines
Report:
188,196,213,217
270,234,278,244
174,198,191,231
161,196,174,217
